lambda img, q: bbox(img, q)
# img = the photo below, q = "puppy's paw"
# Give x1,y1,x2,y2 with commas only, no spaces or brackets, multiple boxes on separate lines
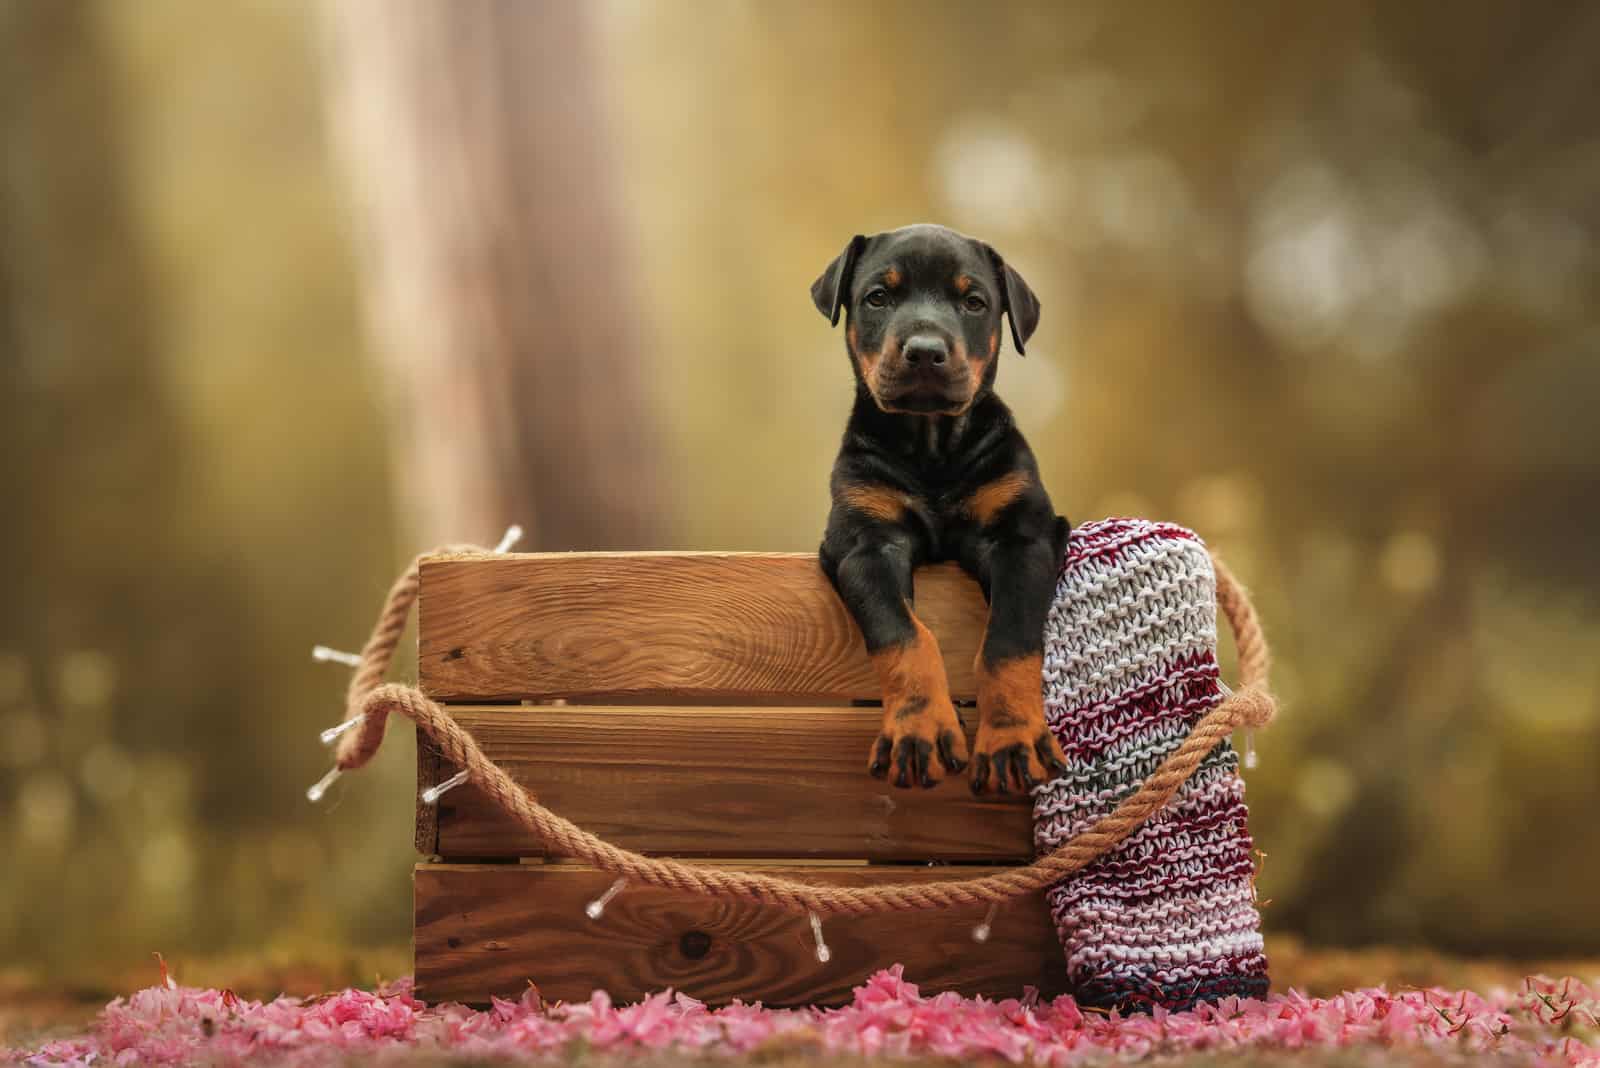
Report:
970,654,1068,795
867,695,969,789
969,721,1068,794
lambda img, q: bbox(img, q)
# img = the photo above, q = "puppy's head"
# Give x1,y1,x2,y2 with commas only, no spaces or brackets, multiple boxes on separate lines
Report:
810,224,1039,416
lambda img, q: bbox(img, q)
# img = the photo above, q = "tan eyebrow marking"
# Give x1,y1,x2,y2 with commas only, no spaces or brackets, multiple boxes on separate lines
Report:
956,274,973,294
883,266,902,287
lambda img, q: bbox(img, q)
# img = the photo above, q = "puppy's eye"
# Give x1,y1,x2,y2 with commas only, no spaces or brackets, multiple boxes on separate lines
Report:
962,294,988,313
864,289,890,309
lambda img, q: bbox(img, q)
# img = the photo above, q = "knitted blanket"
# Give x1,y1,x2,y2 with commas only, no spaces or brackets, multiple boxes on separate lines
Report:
1033,518,1269,1011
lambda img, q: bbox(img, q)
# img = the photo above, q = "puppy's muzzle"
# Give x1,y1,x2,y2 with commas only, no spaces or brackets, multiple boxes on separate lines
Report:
902,334,949,367
877,332,973,414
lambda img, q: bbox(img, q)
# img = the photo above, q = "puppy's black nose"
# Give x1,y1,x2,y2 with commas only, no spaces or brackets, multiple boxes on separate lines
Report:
902,335,949,366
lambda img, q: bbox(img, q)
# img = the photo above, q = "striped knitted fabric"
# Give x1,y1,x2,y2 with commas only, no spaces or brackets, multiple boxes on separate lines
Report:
1032,518,1268,1012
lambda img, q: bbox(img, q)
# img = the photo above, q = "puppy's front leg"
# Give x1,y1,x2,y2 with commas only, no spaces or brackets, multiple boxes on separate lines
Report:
827,539,969,788
971,535,1070,794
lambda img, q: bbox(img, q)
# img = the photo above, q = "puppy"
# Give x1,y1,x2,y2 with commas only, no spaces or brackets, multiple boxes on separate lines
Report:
813,224,1070,795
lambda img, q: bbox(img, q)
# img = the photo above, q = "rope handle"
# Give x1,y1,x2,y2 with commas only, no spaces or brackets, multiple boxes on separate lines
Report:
328,543,1275,916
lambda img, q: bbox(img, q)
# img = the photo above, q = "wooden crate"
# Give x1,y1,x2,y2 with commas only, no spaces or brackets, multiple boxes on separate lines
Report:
413,552,1065,1006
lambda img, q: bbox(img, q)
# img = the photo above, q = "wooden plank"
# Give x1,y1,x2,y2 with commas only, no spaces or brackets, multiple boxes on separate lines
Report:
415,729,442,856
417,553,988,702
414,863,1066,1006
428,706,1033,861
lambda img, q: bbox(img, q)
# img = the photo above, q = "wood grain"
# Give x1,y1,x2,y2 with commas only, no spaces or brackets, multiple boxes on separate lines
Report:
417,553,988,702
415,729,442,856
414,863,1066,1006
424,706,1034,860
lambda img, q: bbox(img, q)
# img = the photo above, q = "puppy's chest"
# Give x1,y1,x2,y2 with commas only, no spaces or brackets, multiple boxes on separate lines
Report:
880,444,997,521
899,475,989,537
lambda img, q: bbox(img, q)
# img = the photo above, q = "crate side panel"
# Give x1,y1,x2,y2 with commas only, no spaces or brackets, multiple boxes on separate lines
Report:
414,863,1065,1007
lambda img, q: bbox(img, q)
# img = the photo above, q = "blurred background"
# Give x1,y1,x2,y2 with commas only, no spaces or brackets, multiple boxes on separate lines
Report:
2,0,1597,982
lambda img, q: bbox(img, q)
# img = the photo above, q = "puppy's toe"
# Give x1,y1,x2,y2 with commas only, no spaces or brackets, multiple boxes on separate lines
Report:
867,734,893,779
1035,730,1069,778
937,728,969,775
970,723,1060,795
870,698,966,788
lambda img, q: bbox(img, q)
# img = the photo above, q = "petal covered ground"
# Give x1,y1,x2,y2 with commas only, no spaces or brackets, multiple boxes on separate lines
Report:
9,968,1599,1067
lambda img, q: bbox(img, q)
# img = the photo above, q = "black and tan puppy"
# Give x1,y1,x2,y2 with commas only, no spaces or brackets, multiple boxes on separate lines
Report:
813,224,1070,795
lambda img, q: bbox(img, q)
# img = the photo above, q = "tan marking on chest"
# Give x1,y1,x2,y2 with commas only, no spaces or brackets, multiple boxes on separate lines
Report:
963,471,1031,525
840,483,915,523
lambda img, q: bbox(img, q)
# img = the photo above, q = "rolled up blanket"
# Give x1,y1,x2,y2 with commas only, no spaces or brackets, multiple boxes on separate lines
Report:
1033,518,1269,1011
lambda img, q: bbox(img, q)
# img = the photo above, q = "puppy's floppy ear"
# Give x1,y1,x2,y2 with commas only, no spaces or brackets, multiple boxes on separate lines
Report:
983,243,1041,355
810,234,867,327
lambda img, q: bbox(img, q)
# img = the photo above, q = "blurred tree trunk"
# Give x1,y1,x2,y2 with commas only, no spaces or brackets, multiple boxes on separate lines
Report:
0,1,262,965
321,0,664,549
